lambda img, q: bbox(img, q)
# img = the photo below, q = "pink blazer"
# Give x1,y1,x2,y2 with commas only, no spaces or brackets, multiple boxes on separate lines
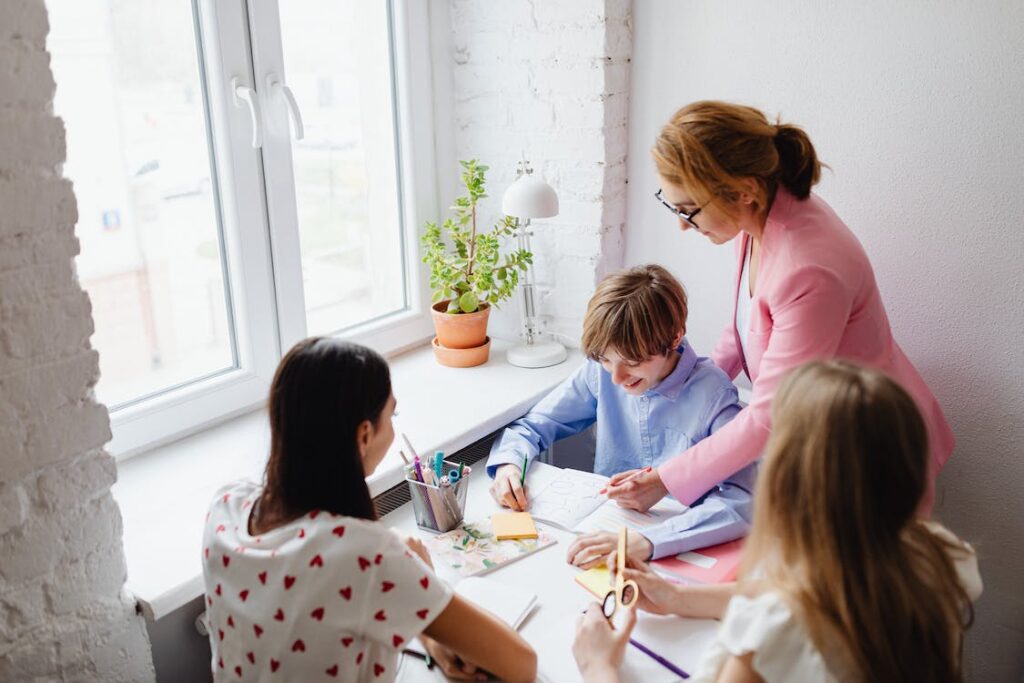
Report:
658,189,954,510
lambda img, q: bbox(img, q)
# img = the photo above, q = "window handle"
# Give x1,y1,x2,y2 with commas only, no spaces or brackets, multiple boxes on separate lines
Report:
230,77,263,149
266,75,305,141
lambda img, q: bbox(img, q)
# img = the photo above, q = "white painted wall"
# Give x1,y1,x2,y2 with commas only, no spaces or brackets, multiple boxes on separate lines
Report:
625,1,1024,679
0,0,154,679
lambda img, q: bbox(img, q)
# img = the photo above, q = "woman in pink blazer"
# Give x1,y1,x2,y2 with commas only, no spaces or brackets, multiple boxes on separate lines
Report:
607,101,954,514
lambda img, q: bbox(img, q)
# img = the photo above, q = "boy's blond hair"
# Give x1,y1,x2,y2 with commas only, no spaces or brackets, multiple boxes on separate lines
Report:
581,264,688,362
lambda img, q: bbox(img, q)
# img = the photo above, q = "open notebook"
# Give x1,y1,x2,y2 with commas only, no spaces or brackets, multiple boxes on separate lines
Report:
526,462,689,534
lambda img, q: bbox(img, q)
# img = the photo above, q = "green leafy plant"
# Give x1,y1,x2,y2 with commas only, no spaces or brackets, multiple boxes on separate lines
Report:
422,159,533,314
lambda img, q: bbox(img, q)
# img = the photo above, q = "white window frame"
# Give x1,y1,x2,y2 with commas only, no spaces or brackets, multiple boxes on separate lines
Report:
109,0,436,459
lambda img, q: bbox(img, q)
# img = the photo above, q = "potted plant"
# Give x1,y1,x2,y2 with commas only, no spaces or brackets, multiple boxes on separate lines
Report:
422,159,532,367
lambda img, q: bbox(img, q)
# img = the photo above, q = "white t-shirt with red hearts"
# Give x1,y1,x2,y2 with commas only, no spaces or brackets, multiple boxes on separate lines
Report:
202,480,452,682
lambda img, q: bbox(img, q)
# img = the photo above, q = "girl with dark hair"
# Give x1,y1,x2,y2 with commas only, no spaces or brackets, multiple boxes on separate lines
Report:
202,338,536,682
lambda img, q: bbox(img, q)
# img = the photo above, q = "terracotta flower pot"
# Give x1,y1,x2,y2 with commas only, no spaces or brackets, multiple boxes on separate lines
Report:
431,301,490,349
432,336,491,368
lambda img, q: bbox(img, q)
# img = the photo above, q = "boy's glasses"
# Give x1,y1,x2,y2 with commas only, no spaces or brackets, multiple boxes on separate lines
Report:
601,527,639,619
655,188,702,229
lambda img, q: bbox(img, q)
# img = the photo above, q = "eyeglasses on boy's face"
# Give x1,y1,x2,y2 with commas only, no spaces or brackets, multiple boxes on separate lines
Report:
655,188,702,229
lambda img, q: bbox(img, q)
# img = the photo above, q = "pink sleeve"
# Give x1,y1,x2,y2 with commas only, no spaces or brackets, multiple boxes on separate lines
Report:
659,265,851,504
711,322,743,381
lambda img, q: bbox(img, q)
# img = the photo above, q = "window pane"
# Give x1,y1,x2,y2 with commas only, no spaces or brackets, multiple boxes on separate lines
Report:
278,0,407,336
46,0,236,408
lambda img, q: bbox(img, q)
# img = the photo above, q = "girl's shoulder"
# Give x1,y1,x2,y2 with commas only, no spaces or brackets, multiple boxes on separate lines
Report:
920,521,983,601
692,591,837,683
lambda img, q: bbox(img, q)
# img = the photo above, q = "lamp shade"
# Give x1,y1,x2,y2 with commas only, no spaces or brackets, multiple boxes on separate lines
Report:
501,173,559,219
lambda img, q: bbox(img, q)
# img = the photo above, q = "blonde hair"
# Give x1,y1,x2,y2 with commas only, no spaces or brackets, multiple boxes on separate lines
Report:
653,100,822,217
741,361,973,681
581,264,687,363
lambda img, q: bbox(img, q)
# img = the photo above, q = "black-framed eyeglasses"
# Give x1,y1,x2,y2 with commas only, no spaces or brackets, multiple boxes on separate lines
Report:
655,188,701,229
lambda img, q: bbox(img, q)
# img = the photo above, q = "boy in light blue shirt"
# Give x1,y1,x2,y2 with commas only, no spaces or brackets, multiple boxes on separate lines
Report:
486,264,757,565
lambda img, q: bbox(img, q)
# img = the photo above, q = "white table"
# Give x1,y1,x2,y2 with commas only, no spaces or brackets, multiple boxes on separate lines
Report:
387,466,719,683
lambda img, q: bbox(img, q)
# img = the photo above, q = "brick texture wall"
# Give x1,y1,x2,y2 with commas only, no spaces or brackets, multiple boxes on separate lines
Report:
442,0,632,344
0,0,154,679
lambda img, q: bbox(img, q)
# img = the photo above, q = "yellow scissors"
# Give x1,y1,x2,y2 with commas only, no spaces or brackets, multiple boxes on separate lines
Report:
601,527,639,618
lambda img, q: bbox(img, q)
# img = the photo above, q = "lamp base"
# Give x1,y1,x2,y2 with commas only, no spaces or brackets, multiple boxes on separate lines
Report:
507,340,567,368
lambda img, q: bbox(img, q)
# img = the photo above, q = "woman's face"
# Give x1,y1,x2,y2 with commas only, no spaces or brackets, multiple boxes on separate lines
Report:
360,393,397,476
657,177,754,245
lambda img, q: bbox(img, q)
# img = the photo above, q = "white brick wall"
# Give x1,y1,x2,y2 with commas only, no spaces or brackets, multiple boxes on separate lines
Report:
443,0,632,344
0,0,154,679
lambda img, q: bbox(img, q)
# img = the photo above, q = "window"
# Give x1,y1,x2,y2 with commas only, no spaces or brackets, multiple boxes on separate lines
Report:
46,0,435,457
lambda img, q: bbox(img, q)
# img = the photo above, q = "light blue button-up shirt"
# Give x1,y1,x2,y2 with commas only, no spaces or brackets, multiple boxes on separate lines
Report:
487,340,756,559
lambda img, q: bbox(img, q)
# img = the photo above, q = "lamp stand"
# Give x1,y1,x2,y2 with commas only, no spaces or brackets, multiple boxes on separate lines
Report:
507,215,566,368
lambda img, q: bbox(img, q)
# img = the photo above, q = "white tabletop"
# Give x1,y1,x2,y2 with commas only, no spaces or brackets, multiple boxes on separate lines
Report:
387,466,719,683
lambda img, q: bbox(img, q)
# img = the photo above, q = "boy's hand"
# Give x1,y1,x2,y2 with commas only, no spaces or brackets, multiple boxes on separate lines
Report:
605,468,668,512
489,464,529,511
567,530,653,569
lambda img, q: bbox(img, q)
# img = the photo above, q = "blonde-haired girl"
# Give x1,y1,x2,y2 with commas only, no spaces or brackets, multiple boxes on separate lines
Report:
574,361,980,682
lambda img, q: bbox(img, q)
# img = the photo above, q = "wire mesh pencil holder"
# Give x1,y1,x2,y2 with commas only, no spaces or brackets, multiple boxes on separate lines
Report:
406,461,471,533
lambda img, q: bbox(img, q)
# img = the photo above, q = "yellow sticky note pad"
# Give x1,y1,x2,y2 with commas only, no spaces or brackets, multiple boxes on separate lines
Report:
491,512,538,540
574,565,612,598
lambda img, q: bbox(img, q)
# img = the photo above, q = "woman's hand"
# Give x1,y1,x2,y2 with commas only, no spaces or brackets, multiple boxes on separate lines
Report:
572,603,636,683
604,468,669,512
420,635,489,681
489,463,529,511
567,530,653,569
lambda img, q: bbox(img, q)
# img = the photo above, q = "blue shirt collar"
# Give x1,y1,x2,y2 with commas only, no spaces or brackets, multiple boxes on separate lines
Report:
647,339,698,401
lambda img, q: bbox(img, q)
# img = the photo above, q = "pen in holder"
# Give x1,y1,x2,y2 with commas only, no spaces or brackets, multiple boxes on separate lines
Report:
406,460,470,533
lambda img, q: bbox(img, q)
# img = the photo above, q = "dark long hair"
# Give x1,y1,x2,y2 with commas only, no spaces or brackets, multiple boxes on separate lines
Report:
259,337,391,522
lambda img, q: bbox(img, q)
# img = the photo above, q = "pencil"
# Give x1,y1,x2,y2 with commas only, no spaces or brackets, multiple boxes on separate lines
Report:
600,467,653,495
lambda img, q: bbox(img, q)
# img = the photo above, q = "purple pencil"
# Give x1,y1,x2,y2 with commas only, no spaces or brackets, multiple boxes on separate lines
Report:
629,638,689,679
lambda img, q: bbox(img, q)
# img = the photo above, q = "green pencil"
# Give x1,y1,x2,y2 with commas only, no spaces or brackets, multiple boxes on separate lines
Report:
520,453,528,486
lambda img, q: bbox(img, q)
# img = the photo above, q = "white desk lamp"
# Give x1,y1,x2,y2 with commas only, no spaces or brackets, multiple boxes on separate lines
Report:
501,159,567,368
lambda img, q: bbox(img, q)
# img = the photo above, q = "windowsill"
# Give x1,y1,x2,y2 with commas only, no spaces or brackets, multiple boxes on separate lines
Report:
111,338,584,620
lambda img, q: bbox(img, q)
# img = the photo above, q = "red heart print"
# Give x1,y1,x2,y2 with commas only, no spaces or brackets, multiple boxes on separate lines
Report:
358,557,371,571
215,584,222,596
419,576,429,589
218,629,224,641
381,581,395,593
242,499,252,509
339,586,352,600
341,637,353,647
310,607,325,621
326,664,338,677
234,665,242,677
284,575,296,590
238,589,249,602
332,525,346,537
246,652,255,664
270,659,280,672
216,524,226,533
309,554,324,568
297,528,306,539
356,652,364,665
374,609,386,621
292,639,305,652
274,608,285,621
223,493,230,503
416,609,429,620
253,624,263,638
218,657,224,669
374,663,385,677
374,553,383,565
204,547,209,559
309,510,320,519
392,634,404,647
226,615,234,628
258,571,267,585
207,596,212,607
222,555,230,568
